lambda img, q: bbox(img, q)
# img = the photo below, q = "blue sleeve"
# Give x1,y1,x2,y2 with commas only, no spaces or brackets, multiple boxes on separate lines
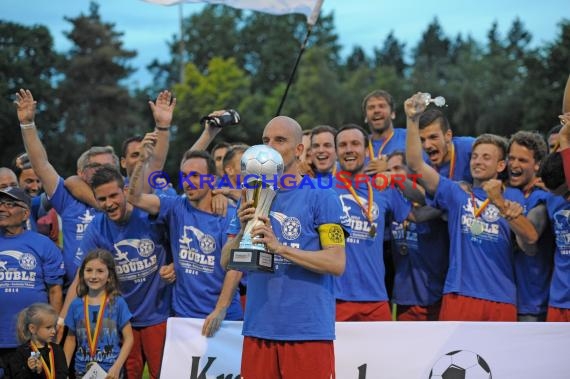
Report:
315,188,346,227
48,177,78,216
42,239,65,285
387,189,413,223
115,296,133,330
155,194,177,226
227,199,241,236
430,176,463,212
222,206,238,244
64,299,82,333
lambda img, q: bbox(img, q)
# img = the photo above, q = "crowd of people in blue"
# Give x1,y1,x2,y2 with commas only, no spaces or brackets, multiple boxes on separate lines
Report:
0,76,569,378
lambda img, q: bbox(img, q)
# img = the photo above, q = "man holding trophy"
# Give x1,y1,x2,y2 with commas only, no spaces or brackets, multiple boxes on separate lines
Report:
222,116,347,379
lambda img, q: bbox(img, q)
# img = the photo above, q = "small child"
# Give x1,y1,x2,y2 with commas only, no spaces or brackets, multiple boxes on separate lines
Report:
8,302,68,379
64,249,133,378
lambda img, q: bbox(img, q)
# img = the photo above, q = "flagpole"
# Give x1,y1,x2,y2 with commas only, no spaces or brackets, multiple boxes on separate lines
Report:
179,3,185,83
274,24,313,117
275,0,323,116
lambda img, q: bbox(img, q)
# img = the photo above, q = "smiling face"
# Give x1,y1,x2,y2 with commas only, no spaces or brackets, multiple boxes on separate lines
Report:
336,128,367,175
311,131,337,174
508,142,539,189
419,122,452,167
93,180,129,223
365,96,395,136
0,194,29,230
180,157,211,205
470,143,506,183
83,258,110,295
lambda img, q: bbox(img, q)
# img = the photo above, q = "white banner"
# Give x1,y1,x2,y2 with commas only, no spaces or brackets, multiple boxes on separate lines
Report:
143,0,324,25
161,318,570,379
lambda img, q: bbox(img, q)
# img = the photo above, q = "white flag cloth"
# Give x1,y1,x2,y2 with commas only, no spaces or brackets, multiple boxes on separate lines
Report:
144,0,324,25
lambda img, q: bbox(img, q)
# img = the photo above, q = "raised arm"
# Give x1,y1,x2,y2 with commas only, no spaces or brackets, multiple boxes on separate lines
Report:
15,89,60,197
189,111,226,152
404,93,441,195
147,90,176,174
127,134,161,215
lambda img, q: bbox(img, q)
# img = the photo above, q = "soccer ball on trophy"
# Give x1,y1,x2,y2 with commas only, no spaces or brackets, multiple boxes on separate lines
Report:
429,350,492,379
241,144,284,182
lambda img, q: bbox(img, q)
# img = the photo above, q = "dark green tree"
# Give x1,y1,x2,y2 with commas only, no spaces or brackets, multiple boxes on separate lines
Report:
374,31,407,77
0,21,60,167
56,1,143,171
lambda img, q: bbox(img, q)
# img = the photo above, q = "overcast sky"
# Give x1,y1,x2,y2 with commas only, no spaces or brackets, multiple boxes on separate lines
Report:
2,0,567,86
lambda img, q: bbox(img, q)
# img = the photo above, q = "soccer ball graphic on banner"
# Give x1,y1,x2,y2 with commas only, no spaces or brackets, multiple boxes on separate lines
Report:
429,350,492,379
241,145,284,181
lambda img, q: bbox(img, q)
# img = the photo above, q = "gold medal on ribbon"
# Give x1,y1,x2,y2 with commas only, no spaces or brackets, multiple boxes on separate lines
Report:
470,219,485,236
399,244,409,255
368,224,377,237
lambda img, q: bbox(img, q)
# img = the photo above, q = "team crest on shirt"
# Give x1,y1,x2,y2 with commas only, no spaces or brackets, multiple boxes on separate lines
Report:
180,226,216,254
114,239,156,260
481,203,500,223
270,212,301,240
0,250,37,270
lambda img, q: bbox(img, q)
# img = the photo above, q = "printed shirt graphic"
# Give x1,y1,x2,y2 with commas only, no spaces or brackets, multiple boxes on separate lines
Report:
49,177,98,283
514,188,554,314
75,208,171,327
546,194,570,309
65,296,131,376
0,231,64,347
390,191,449,306
430,177,523,304
156,195,242,319
334,184,410,301
242,181,346,341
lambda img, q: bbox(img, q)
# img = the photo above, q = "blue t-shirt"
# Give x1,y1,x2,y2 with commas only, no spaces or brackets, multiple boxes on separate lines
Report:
434,136,474,183
75,208,171,327
65,296,131,376
390,193,449,306
49,177,98,283
514,188,554,315
0,231,64,348
156,195,242,320
368,127,407,159
431,177,524,304
334,184,410,301
546,194,570,309
241,182,345,341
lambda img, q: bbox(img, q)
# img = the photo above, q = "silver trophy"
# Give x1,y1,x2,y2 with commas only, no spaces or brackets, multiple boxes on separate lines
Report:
228,145,284,272
419,92,446,107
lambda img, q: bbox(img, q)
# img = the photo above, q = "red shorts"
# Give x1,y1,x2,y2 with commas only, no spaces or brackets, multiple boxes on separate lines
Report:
336,300,392,321
546,306,570,321
241,337,335,379
439,294,516,321
397,301,441,321
125,321,167,379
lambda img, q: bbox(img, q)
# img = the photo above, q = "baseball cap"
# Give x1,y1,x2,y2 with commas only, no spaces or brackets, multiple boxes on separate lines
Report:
0,186,31,209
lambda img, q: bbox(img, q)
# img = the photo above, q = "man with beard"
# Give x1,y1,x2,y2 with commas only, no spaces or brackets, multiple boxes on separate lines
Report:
333,125,410,321
418,109,474,183
405,92,538,321
362,90,407,176
507,131,554,321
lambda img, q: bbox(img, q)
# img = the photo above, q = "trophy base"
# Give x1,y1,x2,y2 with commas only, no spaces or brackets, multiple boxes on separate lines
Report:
228,248,275,273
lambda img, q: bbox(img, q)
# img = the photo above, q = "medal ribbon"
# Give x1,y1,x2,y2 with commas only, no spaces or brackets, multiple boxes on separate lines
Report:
448,142,456,179
84,292,108,359
471,192,490,218
346,180,375,229
30,342,55,379
368,130,394,159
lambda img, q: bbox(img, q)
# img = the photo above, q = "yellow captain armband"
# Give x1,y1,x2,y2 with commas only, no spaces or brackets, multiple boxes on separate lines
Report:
318,223,346,247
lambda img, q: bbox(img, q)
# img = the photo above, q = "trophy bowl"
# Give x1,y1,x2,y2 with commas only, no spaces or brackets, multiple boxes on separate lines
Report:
228,145,284,272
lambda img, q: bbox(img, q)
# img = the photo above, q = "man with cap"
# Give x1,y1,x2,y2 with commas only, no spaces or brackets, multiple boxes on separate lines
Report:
0,187,64,362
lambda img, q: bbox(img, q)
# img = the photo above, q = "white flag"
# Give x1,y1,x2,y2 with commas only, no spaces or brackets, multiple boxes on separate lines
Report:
143,0,324,25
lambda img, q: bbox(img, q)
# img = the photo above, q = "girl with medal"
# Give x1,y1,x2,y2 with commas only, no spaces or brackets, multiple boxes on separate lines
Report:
9,303,68,379
64,249,133,379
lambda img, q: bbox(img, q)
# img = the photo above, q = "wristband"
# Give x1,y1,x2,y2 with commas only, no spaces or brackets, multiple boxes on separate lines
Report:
155,125,170,132
20,122,36,129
